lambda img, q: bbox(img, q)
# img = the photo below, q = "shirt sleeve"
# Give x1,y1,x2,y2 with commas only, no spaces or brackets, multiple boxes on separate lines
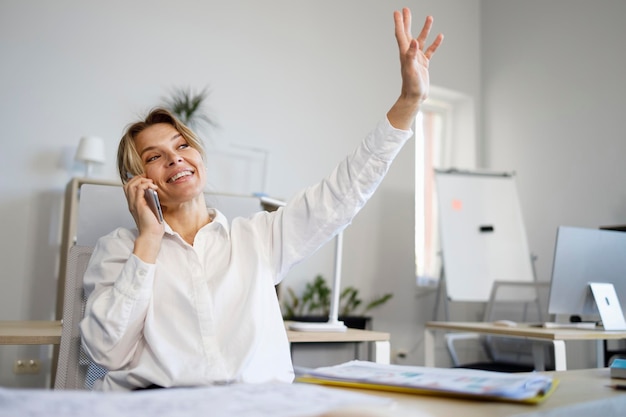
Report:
79,227,155,370
270,117,413,280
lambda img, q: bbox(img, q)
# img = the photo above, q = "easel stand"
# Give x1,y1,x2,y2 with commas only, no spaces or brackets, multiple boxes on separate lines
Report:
432,267,545,323
432,266,450,321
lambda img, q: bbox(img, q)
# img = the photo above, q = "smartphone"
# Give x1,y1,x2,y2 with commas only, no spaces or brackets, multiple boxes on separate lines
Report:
144,188,164,223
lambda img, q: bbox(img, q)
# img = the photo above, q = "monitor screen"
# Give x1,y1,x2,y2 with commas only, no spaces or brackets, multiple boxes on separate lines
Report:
548,226,626,318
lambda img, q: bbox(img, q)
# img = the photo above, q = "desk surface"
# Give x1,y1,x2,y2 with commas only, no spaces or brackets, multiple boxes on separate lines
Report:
0,320,62,345
327,367,626,417
426,321,626,341
0,320,389,346
0,367,622,417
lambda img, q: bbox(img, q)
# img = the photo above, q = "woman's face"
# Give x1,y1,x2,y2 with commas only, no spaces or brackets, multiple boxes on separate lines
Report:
135,123,206,206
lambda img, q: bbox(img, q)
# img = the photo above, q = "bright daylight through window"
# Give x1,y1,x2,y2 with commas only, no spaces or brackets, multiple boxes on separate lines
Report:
415,88,476,287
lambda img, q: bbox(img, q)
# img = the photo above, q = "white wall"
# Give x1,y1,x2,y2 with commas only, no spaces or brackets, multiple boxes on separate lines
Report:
0,0,481,386
481,0,626,367
10,0,620,388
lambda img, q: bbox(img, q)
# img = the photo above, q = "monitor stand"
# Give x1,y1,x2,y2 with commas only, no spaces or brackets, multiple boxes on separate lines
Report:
589,282,626,330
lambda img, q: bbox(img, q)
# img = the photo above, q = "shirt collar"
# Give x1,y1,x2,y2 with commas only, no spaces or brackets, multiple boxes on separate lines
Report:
162,208,230,237
208,208,230,234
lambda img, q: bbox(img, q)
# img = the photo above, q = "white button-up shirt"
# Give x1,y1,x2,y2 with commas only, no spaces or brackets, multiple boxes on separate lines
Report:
80,118,412,390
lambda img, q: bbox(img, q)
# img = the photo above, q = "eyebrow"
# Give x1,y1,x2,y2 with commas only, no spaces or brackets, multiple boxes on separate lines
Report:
139,133,183,157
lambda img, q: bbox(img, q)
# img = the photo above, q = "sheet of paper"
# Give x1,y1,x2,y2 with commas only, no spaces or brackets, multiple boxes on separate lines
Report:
0,382,392,417
304,360,553,400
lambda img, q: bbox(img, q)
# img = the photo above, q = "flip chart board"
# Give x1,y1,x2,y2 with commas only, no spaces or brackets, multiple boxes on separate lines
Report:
435,170,534,302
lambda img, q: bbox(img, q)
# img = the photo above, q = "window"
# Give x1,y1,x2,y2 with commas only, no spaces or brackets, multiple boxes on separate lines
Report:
415,87,476,286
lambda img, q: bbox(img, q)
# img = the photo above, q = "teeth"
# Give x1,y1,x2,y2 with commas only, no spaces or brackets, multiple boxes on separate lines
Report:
168,171,192,183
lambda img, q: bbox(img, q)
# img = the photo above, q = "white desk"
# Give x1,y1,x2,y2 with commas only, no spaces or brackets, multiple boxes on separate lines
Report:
0,321,62,345
0,320,391,364
285,322,390,364
425,321,626,371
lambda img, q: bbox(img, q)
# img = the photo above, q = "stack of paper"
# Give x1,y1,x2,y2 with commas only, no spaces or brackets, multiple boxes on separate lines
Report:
297,360,557,404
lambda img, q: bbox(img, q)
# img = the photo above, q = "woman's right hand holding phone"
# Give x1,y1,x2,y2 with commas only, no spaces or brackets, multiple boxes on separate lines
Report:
123,175,164,263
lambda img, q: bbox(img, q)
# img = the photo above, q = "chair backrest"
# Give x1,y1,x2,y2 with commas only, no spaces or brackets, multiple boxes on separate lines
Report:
483,281,551,365
482,280,550,323
54,245,107,390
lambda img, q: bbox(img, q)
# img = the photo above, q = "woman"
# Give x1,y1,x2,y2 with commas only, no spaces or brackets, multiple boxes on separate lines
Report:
80,7,443,391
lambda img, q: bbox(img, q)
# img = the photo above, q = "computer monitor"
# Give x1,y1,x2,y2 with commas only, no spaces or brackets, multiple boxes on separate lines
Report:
548,226,626,319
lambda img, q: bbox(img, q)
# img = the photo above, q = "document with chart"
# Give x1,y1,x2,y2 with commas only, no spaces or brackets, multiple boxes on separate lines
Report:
297,360,557,404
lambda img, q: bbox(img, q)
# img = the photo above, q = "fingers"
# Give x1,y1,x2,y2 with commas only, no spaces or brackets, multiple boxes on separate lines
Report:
394,8,443,60
415,15,444,60
123,175,156,199
393,10,409,51
123,176,157,216
415,16,433,50
424,33,444,60
406,38,419,61
402,8,412,40
394,8,415,49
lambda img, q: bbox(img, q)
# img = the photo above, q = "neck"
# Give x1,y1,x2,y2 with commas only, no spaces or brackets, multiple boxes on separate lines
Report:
162,195,211,245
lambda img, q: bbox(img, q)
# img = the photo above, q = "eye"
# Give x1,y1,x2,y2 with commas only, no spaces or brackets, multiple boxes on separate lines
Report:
146,154,160,163
178,143,190,150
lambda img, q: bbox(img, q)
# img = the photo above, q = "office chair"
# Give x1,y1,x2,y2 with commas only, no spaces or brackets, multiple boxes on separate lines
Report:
54,245,108,389
446,280,554,372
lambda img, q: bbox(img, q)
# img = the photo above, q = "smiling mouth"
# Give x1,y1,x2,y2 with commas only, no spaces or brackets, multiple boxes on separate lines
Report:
167,170,194,183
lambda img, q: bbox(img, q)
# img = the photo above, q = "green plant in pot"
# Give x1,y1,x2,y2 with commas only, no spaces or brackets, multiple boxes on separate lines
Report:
162,86,216,136
282,275,393,329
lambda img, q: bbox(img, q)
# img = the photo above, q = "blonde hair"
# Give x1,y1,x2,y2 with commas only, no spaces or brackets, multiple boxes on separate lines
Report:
117,107,206,184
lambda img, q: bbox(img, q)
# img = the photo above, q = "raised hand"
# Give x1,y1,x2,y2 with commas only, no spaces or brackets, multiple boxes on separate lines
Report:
388,8,444,130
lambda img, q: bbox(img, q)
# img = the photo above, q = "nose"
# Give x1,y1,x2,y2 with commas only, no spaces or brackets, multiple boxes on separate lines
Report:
166,151,183,166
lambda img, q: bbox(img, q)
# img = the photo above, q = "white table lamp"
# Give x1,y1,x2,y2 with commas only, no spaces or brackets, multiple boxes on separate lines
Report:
259,195,347,332
75,136,105,177
288,231,348,332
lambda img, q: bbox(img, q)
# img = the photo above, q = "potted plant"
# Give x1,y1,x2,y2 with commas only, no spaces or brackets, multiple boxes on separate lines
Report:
282,275,393,329
162,86,216,136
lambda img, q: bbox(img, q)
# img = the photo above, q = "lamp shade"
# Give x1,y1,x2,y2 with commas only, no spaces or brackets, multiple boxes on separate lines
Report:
75,136,106,164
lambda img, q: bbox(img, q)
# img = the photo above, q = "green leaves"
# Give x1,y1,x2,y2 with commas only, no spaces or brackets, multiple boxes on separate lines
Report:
339,287,361,316
282,275,393,319
162,86,216,131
